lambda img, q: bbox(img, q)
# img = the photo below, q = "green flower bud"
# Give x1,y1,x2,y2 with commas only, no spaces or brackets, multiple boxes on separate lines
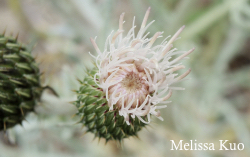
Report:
0,34,43,131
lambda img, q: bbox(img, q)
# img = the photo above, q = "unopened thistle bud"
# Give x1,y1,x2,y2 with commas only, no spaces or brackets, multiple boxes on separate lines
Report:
74,7,194,142
0,33,43,131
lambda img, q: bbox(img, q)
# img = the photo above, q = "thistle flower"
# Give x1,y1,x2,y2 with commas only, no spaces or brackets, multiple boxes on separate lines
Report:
90,7,194,125
75,7,194,141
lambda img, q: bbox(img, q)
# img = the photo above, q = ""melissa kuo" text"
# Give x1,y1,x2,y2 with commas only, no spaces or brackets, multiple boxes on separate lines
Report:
170,140,244,151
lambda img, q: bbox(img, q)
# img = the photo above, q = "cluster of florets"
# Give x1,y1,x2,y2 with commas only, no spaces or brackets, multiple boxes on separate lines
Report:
89,7,194,125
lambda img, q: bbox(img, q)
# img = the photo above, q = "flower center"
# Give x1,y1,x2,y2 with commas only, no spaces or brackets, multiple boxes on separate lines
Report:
121,73,142,93
108,64,149,108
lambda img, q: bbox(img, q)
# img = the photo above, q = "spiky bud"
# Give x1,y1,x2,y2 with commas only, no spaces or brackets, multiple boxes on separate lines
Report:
74,68,147,142
74,8,193,142
0,34,42,131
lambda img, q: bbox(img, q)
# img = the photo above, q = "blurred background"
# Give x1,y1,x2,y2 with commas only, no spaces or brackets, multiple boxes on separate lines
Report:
0,0,250,156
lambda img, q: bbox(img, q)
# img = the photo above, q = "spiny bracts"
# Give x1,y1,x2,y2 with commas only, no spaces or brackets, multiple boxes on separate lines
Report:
74,68,147,142
0,34,43,131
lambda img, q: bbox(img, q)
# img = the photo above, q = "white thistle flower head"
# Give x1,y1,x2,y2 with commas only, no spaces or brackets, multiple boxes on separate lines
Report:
90,7,194,125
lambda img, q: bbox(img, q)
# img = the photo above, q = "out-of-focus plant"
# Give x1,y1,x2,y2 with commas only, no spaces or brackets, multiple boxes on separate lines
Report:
0,34,43,131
